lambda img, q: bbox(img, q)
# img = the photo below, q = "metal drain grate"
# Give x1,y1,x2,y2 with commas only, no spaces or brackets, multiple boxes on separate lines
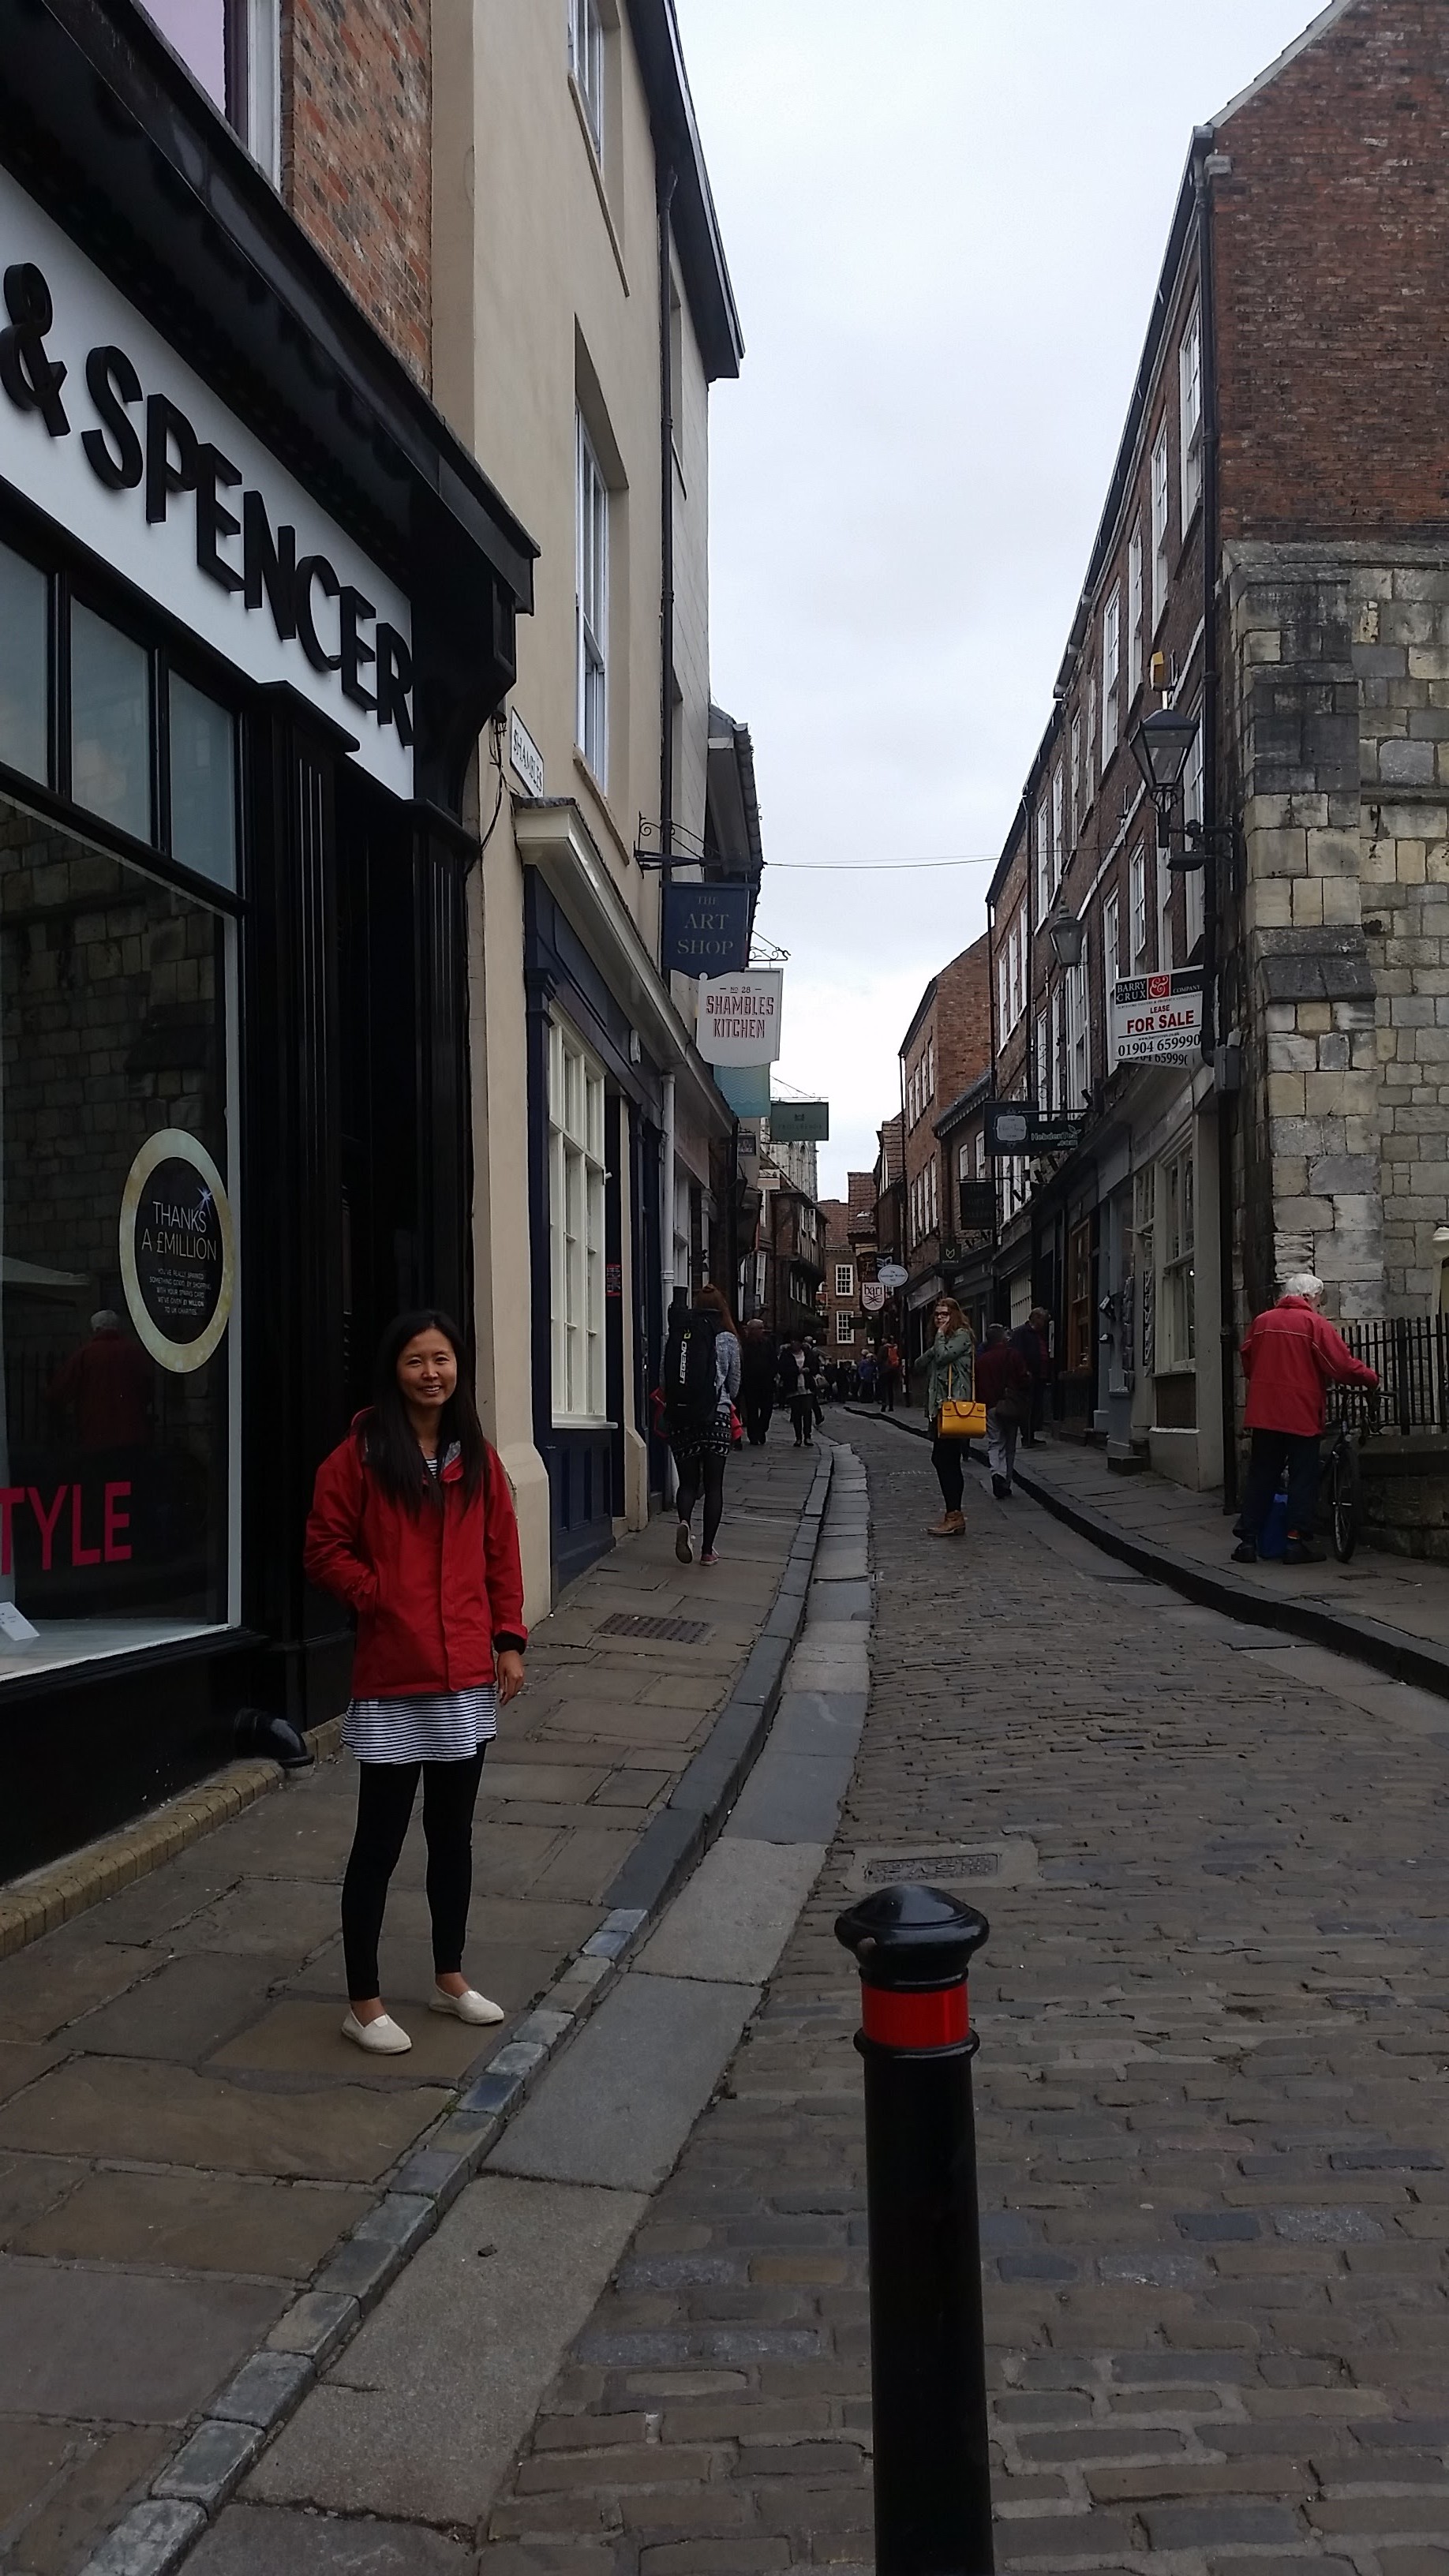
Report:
863,1852,1000,1885
595,1611,711,1645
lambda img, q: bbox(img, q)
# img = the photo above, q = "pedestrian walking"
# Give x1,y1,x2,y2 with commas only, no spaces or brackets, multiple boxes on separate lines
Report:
663,1282,741,1567
877,1338,901,1413
738,1316,777,1447
1231,1272,1378,1566
922,1295,976,1537
1010,1305,1052,1443
777,1334,818,1446
857,1349,876,1402
975,1320,1032,1499
304,1310,527,2057
805,1338,827,1428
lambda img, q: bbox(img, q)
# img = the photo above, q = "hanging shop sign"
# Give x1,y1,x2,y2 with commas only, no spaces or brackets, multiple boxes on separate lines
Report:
877,1261,908,1291
860,1280,887,1314
957,1180,997,1232
985,1099,1038,1156
0,167,413,796
767,1099,829,1144
695,969,782,1064
662,881,751,976
712,1061,772,1118
1109,968,1204,1067
119,1131,235,1373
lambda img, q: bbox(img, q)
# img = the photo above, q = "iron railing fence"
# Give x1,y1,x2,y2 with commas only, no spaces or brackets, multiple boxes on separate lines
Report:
1324,1316,1449,1436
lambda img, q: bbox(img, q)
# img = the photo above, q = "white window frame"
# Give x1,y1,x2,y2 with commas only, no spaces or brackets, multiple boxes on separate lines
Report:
1035,794,1050,924
1183,720,1205,957
1158,844,1174,974
975,1131,987,1180
575,412,609,786
549,1015,609,1425
1159,1141,1196,1370
1051,765,1065,889
1180,300,1204,526
1127,520,1144,704
1084,676,1097,809
1151,423,1170,629
1014,901,1028,1024
835,1262,855,1300
1130,846,1148,970
1103,889,1120,1002
567,0,606,158
1069,714,1081,847
835,1310,856,1346
1068,942,1090,1108
1034,1009,1048,1110
998,949,1011,1050
1050,983,1064,1113
1102,585,1121,767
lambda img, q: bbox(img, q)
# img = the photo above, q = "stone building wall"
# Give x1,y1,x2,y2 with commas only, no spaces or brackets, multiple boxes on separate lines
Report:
1227,541,1449,1322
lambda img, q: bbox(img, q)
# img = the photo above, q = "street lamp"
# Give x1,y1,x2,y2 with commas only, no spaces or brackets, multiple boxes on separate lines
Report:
1045,904,1086,970
1129,704,1199,803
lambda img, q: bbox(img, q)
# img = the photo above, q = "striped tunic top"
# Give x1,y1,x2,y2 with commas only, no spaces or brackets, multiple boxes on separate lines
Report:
341,1444,500,1765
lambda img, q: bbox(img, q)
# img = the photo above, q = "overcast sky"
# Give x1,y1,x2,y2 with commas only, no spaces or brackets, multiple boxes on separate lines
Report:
676,0,1322,1198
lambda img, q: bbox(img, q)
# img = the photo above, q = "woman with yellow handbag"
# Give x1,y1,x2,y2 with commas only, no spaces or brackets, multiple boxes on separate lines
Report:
922,1296,981,1537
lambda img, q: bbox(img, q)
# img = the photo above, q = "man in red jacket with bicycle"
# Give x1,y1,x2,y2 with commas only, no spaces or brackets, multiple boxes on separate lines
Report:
1231,1272,1378,1567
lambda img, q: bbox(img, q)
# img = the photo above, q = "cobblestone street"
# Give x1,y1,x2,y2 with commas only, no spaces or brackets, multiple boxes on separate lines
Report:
474,1410,1449,2575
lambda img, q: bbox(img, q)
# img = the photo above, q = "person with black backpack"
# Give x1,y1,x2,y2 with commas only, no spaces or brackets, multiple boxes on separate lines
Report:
662,1282,741,1567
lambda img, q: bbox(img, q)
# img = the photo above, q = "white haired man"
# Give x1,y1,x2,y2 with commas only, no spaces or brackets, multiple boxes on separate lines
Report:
1232,1274,1378,1567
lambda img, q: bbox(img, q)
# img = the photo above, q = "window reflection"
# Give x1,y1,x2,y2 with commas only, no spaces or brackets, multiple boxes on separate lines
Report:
170,676,237,889
71,607,151,844
0,545,47,785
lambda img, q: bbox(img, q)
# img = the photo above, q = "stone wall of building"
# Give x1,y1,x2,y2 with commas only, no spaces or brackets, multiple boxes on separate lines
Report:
1228,541,1449,1322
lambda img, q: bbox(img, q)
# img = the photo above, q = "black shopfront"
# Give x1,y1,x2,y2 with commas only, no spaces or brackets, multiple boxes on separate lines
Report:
0,0,535,1878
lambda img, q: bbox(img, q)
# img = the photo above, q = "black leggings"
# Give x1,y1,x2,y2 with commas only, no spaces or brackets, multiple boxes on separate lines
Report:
676,1449,727,1552
341,1747,485,2001
932,1436,965,1513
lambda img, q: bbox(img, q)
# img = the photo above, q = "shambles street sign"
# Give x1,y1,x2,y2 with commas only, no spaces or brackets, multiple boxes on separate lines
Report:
662,880,751,975
1109,968,1204,1068
696,970,782,1064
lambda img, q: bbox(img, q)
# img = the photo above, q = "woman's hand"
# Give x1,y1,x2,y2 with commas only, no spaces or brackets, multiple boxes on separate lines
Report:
496,1650,526,1707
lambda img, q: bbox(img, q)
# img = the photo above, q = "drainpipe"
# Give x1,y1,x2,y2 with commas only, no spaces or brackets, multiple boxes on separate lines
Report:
1195,128,1238,1513
657,160,678,893
661,1072,676,1500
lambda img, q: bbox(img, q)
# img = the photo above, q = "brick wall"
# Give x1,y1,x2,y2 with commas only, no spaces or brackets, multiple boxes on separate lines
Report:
1216,0,1449,542
283,0,432,388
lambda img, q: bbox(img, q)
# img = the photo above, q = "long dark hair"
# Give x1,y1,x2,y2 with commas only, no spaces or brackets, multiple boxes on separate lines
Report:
359,1309,488,1510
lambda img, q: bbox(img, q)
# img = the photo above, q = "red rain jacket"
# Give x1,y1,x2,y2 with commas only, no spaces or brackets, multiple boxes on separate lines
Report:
304,1425,526,1698
1240,1296,1378,1440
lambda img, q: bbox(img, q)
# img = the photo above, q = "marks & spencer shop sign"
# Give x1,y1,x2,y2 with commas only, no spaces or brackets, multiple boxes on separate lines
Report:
0,165,413,796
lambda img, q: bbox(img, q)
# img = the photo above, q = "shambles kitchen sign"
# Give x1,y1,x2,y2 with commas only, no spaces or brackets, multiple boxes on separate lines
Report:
1109,968,1204,1069
0,167,413,796
120,1132,235,1374
695,969,783,1065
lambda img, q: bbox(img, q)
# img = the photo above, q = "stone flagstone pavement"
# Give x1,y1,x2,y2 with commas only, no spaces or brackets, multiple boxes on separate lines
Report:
0,1439,815,2576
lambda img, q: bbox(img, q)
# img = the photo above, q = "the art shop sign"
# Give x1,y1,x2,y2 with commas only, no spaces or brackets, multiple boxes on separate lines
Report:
0,164,413,796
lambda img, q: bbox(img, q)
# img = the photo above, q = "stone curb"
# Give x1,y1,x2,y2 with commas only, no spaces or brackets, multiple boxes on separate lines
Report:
84,1454,837,2576
851,1405,1449,1705
0,1720,331,1962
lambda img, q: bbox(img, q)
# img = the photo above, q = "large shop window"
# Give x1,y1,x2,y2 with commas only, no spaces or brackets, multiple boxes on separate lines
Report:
548,1017,608,1425
0,797,235,1675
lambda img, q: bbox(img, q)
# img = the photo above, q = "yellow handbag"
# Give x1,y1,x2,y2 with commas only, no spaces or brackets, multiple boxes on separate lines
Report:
936,1357,986,1440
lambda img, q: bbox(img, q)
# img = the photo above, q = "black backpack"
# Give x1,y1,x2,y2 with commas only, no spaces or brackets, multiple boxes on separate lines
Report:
662,1309,720,1434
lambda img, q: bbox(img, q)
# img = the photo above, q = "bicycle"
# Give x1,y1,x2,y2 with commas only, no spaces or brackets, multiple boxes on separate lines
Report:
1320,1394,1380,1563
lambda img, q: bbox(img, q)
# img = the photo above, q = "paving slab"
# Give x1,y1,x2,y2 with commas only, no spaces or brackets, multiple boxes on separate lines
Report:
0,2148,80,2245
640,1836,826,1986
246,2175,646,2528
0,1939,155,2042
78,1953,299,2064
724,1741,859,1845
0,2257,284,2421
15,2168,368,2277
190,2506,479,2573
208,1998,489,2085
0,2057,449,2182
488,1970,757,2191
1,2424,171,2574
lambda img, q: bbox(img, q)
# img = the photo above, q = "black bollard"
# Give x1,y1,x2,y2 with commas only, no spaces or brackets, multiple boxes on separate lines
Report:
835,1881,993,2576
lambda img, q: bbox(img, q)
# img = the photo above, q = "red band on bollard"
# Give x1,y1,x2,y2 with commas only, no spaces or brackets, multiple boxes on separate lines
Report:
860,1982,969,2050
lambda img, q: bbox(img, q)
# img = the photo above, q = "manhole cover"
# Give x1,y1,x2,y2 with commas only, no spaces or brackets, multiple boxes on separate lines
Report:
595,1612,711,1644
843,1840,1040,1893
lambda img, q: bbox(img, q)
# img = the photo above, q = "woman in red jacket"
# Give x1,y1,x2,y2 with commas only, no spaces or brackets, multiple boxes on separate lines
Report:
305,1311,526,2055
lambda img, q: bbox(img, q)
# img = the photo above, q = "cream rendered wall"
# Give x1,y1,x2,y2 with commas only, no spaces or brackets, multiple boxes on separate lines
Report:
433,1,717,1608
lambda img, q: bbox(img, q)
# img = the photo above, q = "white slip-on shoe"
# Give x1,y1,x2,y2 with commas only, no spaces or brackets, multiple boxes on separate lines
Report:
430,1985,505,2027
341,2009,412,2054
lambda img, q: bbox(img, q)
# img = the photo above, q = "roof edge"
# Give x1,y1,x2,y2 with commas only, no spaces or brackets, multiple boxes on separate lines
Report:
1211,0,1360,129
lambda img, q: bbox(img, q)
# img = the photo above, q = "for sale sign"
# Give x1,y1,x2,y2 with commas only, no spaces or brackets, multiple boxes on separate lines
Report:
1109,968,1204,1068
